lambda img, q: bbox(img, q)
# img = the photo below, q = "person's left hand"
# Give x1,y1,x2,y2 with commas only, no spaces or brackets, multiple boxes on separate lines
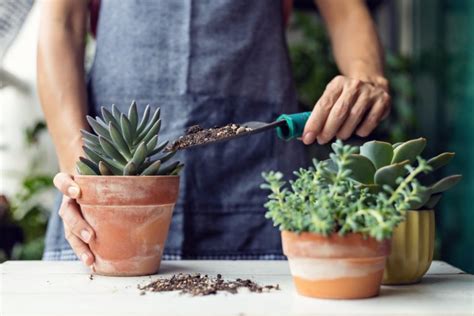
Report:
302,75,391,145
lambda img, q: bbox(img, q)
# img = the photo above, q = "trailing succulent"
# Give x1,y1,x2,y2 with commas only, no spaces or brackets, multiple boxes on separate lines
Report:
341,138,461,210
261,141,432,241
76,101,183,176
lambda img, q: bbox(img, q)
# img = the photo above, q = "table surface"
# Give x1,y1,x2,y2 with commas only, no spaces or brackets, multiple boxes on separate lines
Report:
1,260,473,316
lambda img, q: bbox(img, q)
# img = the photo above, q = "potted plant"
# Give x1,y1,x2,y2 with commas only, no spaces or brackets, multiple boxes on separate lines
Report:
343,138,461,284
261,141,431,299
74,101,183,276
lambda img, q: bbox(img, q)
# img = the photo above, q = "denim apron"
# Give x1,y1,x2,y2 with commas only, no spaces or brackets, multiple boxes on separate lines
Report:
43,0,308,260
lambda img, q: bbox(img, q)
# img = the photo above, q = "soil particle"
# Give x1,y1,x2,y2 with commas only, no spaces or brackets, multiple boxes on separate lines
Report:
89,274,94,281
138,273,279,296
166,124,253,151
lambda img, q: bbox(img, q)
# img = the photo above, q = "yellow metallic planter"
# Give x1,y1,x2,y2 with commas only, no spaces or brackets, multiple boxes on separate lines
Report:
383,209,435,285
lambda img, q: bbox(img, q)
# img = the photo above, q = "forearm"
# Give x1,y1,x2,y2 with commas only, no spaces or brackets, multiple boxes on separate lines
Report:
316,0,387,89
37,1,89,174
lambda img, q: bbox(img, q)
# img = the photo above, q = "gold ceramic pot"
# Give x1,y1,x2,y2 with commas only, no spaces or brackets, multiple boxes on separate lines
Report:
383,209,435,285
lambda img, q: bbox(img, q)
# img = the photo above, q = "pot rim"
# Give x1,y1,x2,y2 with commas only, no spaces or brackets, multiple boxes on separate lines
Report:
74,175,180,179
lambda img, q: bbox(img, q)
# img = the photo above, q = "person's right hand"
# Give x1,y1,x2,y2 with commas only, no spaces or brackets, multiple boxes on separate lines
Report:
54,173,95,266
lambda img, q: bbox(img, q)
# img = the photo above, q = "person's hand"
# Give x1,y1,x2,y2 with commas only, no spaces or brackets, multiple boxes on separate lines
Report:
54,173,95,266
302,75,391,145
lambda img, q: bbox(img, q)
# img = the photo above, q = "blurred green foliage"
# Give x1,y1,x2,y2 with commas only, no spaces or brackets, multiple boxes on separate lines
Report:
288,11,416,142
0,121,54,262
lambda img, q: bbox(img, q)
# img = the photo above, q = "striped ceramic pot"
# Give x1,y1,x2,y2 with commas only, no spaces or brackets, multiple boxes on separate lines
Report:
383,209,435,285
282,231,391,299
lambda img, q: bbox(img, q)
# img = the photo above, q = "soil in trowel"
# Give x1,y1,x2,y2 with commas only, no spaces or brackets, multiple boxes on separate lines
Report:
166,124,252,151
138,273,279,296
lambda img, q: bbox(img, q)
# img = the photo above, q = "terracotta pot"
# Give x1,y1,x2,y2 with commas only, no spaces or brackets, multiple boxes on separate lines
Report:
383,209,435,285
282,231,391,299
74,175,180,276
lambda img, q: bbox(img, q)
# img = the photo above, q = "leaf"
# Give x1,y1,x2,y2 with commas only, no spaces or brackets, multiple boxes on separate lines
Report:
101,106,119,126
141,160,161,175
430,175,462,194
109,122,132,159
98,161,113,175
140,119,161,145
392,137,426,163
86,116,110,139
323,159,338,173
360,141,393,169
358,183,382,194
423,193,443,209
406,188,431,210
428,152,455,171
120,114,133,146
149,140,169,156
99,136,127,164
346,154,376,184
128,101,138,134
155,150,176,164
111,104,121,122
138,107,160,140
76,160,98,175
146,135,158,154
170,163,184,175
374,160,409,188
157,161,180,175
123,161,137,175
131,142,147,167
80,129,99,144
79,157,100,174
84,146,122,174
393,142,403,149
136,104,151,135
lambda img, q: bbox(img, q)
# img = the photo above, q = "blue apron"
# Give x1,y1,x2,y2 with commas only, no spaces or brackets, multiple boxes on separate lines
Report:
43,0,308,260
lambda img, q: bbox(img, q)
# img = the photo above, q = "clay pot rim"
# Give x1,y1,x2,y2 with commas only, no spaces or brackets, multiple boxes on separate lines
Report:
74,175,180,179
282,230,390,240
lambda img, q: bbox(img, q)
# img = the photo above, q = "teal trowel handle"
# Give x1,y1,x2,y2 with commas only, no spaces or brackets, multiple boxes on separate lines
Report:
276,112,311,140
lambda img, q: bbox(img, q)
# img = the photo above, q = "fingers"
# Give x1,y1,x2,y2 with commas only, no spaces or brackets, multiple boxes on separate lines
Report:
336,91,372,140
317,81,360,144
54,173,81,198
58,196,95,265
65,228,95,265
302,76,344,144
356,97,389,137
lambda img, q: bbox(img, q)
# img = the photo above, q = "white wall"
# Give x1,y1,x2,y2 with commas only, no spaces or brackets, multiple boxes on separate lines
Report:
0,3,58,197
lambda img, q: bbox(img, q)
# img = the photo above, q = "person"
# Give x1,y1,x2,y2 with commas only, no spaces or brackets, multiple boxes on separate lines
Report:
38,0,390,264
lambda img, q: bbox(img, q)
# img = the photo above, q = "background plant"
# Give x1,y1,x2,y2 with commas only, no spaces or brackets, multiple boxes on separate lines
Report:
262,141,432,241
77,101,183,176
340,138,462,210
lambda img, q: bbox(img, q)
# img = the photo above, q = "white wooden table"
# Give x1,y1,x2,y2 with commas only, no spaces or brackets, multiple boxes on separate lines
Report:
1,260,473,316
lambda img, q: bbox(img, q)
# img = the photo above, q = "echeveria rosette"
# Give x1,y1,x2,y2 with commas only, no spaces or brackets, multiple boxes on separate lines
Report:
76,101,184,176
332,138,462,210
261,140,432,241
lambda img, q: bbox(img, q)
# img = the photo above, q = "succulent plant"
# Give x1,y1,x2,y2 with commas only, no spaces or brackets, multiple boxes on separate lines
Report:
76,101,183,176
336,138,461,210
261,140,432,241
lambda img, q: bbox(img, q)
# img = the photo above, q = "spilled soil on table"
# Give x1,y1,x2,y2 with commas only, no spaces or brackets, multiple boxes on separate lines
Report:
138,273,279,296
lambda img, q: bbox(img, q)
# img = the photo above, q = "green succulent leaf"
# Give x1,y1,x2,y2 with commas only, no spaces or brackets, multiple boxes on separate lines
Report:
430,175,462,194
155,150,177,164
98,135,127,164
149,140,169,156
346,154,376,184
128,100,138,133
428,152,455,171
141,160,161,175
98,161,113,175
79,157,100,174
423,193,443,209
157,161,180,175
374,160,409,187
101,106,119,126
406,187,431,210
138,108,160,140
136,104,151,135
131,142,147,167
111,104,121,122
120,114,133,146
392,137,426,163
170,163,184,175
123,161,137,175
360,141,393,169
145,135,158,154
393,142,403,149
76,160,98,175
84,146,123,174
109,122,132,159
86,116,110,140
